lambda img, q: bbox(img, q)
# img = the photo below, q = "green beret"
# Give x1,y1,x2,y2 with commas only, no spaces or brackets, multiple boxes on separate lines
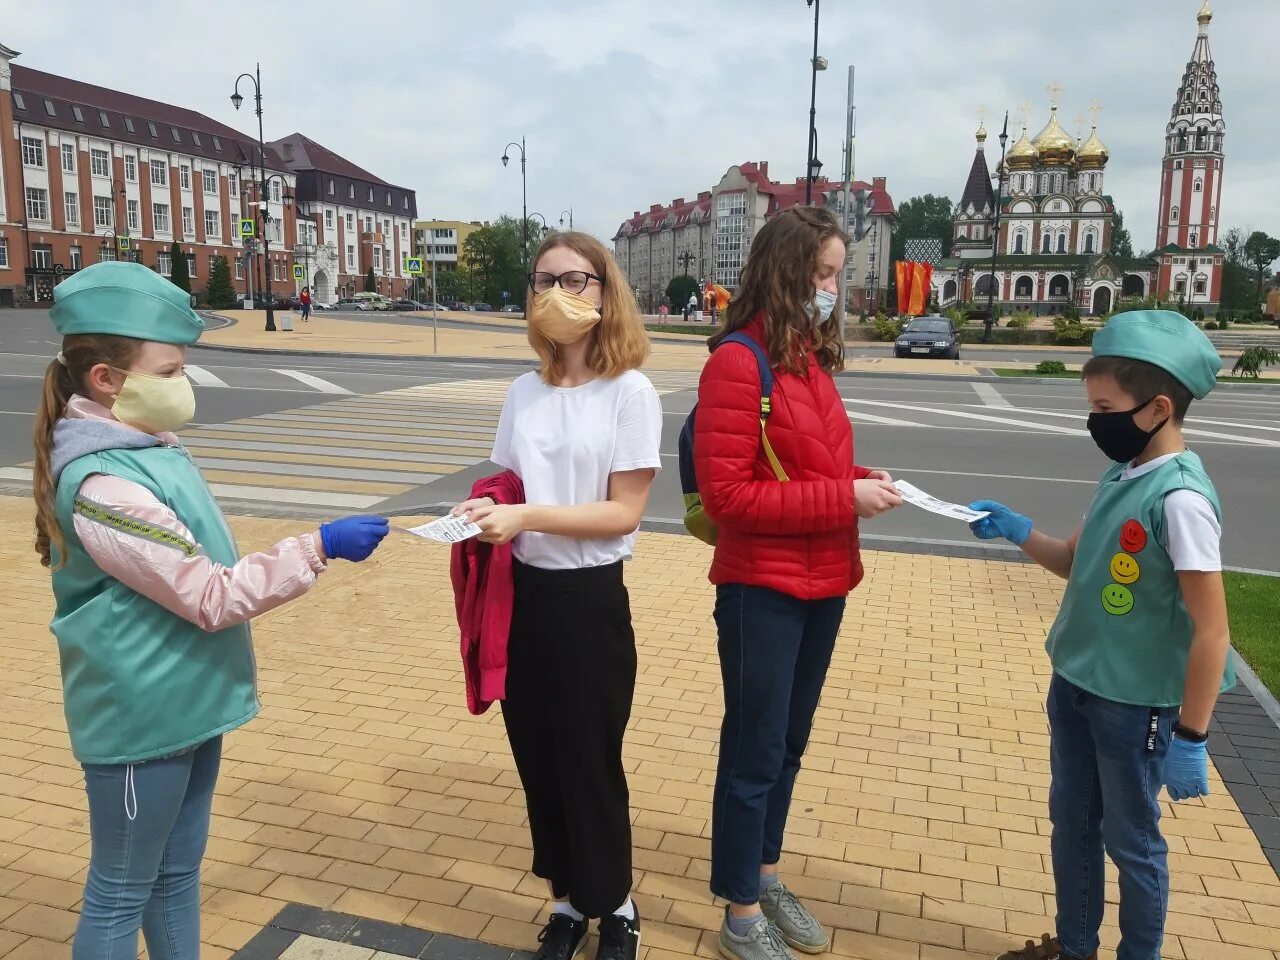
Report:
1092,309,1221,399
50,261,204,346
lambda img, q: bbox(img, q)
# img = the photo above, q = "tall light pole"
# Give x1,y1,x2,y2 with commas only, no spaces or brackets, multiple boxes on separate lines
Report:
804,0,825,205
501,137,528,275
559,208,574,231
231,64,277,332
984,111,1010,343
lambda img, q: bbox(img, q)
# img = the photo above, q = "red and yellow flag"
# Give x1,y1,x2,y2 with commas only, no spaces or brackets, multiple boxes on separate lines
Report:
895,261,911,315
908,262,933,316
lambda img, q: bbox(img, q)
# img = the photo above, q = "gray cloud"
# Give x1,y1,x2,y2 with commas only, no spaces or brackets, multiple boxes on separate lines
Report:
4,0,1275,249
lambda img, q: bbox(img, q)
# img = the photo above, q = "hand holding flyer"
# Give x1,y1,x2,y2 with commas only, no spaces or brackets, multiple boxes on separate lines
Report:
892,480,991,523
394,515,483,544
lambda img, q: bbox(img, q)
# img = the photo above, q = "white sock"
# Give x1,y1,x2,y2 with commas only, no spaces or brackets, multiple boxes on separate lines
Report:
613,897,636,920
552,900,584,922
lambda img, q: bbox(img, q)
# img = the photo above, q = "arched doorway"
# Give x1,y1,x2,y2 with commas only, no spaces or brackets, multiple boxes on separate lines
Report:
1093,286,1112,316
1122,274,1145,297
974,274,996,298
1015,275,1034,299
314,269,333,304
1048,274,1070,299
943,279,957,302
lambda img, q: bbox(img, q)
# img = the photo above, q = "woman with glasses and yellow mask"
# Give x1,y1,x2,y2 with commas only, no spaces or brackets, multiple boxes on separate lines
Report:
452,233,661,960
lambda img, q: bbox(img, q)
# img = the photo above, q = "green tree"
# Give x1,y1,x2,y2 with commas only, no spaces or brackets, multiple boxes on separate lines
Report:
1110,210,1134,261
1219,227,1255,312
665,275,699,313
888,194,953,307
365,266,376,292
463,216,529,306
169,241,190,293
206,255,236,309
1243,230,1280,306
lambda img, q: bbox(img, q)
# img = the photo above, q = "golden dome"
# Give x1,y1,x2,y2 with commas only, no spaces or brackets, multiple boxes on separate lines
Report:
1198,0,1212,24
1076,124,1109,169
976,122,987,145
1005,125,1038,169
1032,106,1076,164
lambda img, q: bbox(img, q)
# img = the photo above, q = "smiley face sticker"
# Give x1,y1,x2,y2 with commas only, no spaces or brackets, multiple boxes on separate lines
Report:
1101,583,1135,616
1110,552,1141,585
1119,519,1148,554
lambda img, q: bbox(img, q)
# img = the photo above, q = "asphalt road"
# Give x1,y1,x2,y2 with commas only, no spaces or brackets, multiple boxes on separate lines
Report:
2,308,1277,571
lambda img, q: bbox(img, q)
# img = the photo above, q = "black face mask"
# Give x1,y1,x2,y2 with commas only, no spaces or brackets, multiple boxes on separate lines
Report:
1087,397,1168,464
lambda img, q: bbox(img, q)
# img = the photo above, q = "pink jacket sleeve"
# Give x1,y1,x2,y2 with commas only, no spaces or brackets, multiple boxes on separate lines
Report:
72,473,326,632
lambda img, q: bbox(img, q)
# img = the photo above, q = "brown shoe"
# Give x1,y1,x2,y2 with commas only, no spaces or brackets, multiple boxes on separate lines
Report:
995,934,1097,960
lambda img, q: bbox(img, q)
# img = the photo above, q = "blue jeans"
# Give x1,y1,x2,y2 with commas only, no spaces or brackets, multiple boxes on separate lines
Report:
74,736,222,960
1048,675,1175,960
710,584,844,905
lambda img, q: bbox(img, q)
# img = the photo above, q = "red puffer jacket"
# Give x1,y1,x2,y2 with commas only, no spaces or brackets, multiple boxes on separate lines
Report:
694,316,871,600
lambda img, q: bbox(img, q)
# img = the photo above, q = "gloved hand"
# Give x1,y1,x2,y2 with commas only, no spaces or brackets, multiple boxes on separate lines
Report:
319,515,389,562
968,500,1033,546
1164,734,1210,801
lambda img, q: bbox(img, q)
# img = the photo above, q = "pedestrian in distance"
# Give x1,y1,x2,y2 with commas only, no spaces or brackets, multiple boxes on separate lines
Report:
693,206,901,960
688,292,699,321
31,261,390,960
451,231,662,960
300,285,312,321
969,310,1233,960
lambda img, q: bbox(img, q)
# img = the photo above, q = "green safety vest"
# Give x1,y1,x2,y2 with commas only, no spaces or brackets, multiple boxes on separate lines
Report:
51,445,259,765
1046,450,1234,708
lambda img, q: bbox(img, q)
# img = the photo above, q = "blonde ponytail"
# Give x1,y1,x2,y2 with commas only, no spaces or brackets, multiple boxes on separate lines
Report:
32,334,141,568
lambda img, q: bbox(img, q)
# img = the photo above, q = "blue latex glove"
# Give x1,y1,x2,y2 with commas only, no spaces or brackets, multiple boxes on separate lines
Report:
319,515,389,562
1164,734,1210,801
968,500,1033,546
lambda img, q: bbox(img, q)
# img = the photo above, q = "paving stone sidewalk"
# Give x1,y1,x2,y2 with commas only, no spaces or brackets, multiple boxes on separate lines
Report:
2,495,1279,960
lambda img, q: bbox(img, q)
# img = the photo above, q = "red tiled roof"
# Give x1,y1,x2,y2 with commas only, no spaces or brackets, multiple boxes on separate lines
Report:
10,64,285,169
269,132,388,186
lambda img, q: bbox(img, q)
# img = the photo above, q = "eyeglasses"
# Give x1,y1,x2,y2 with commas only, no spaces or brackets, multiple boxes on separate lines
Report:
528,270,604,295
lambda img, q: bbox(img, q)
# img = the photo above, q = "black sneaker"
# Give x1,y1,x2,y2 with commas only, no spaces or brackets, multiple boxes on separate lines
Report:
594,905,642,960
533,913,589,960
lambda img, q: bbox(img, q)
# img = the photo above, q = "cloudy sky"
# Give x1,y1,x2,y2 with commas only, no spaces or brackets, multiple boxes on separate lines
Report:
5,1,1277,251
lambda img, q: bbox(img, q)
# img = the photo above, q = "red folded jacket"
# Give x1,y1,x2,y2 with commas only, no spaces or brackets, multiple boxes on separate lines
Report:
450,471,524,715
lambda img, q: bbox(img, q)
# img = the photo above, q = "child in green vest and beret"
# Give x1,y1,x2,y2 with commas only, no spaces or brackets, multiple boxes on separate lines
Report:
32,262,390,960
967,310,1232,960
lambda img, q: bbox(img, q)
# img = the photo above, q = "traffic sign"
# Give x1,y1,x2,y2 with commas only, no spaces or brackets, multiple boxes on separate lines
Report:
117,236,132,253
293,264,305,281
404,257,423,275
239,218,256,239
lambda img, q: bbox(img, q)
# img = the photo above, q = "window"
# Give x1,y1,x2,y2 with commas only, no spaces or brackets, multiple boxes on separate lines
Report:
124,117,135,133
1012,232,1025,254
180,165,191,190
187,255,197,278
368,187,375,202
346,244,355,269
235,258,243,280
205,210,221,237
150,159,168,187
1171,205,1179,223
0,237,7,269
127,199,140,231
325,210,334,229
273,260,284,281
1194,278,1206,295
156,250,172,276
228,173,237,197
148,121,158,138
1084,232,1096,255
170,127,181,143
70,246,82,271
1041,234,1051,254
203,169,217,194
191,132,201,147
1174,159,1184,170
348,184,355,199
1057,234,1067,254
208,255,218,275
94,196,115,229
212,136,222,151
89,148,110,178
124,154,137,182
327,179,335,195
270,180,281,203
12,92,24,110
182,206,194,234
21,136,44,167
365,216,373,232
1193,179,1203,193
1189,232,1198,247
373,247,382,270
403,196,409,210
1210,206,1216,224
386,191,392,207
26,187,49,222
65,192,80,226
345,213,354,231
153,202,171,233
31,245,53,269
61,143,75,172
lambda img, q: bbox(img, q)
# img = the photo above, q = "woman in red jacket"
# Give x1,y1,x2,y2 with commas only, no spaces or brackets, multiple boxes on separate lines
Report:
694,207,901,960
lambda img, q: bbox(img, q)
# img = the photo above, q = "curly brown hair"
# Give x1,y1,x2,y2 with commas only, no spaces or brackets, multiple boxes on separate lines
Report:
709,206,848,374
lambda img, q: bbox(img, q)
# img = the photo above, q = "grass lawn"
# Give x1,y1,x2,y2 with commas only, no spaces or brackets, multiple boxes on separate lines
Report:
645,324,717,337
1227,572,1280,698
992,368,1278,384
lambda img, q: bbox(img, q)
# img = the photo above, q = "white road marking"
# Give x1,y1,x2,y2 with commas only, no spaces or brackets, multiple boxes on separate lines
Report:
881,466,1095,485
972,382,1013,408
271,369,355,394
184,364,229,387
207,483,383,508
847,409,939,428
0,466,33,480
843,397,1088,435
1005,406,1280,447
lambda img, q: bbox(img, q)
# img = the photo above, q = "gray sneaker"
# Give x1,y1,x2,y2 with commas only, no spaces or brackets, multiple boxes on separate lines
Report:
718,911,797,960
758,883,829,954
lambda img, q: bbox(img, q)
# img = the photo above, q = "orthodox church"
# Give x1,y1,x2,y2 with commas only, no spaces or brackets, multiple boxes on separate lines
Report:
934,1,1224,316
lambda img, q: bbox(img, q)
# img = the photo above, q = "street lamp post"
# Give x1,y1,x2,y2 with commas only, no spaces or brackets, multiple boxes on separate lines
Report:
804,0,825,205
559,208,574,231
501,137,528,274
677,251,695,276
231,64,278,332
110,179,129,253
983,111,1010,343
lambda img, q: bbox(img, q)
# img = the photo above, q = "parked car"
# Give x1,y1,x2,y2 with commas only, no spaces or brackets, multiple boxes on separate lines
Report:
449,301,474,312
472,302,494,312
334,297,371,311
500,304,523,314
390,298,430,311
311,301,334,311
353,292,394,311
893,316,962,360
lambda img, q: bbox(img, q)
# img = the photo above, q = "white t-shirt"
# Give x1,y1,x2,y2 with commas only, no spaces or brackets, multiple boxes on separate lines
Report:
491,370,663,570
1115,453,1222,572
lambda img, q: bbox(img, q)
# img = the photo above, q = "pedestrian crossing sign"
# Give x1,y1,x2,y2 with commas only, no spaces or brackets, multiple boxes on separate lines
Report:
405,257,423,275
293,264,305,281
239,218,256,239
116,236,131,253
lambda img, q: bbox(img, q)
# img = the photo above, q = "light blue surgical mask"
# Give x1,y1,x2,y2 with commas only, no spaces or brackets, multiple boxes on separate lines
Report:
810,288,838,325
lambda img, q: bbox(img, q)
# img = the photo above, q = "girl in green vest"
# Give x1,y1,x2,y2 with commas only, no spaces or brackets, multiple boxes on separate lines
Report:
32,262,390,960
968,310,1232,960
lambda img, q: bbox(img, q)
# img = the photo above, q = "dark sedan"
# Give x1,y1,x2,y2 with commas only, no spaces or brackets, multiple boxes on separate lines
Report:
893,316,961,360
